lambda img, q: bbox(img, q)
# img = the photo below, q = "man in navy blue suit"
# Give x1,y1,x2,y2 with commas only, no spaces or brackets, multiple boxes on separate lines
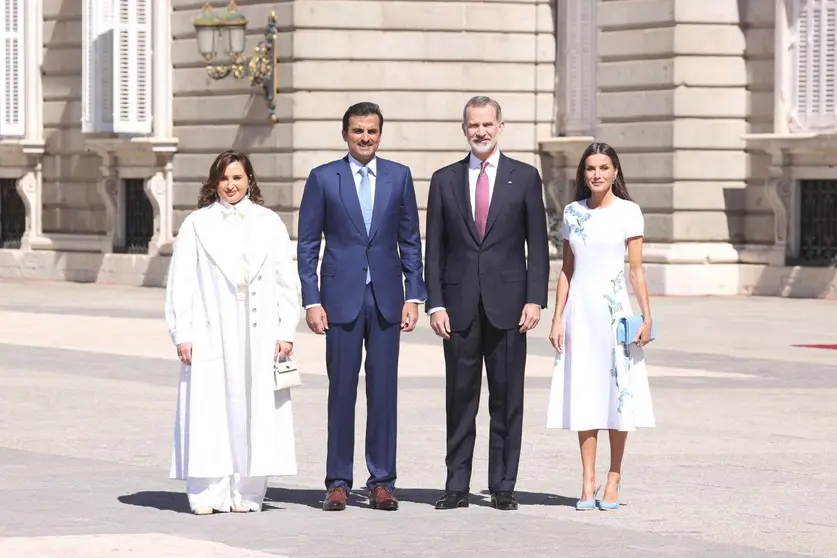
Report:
297,102,426,512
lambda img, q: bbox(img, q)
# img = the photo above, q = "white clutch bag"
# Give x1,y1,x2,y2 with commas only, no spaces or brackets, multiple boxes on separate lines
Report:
273,356,302,390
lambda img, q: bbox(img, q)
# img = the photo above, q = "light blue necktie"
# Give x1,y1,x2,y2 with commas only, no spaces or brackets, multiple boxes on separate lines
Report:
358,166,373,284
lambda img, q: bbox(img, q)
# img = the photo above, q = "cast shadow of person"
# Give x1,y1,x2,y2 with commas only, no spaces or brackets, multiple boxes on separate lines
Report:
118,487,576,513
267,487,576,509
477,490,576,507
265,487,495,509
118,491,191,514
117,489,301,514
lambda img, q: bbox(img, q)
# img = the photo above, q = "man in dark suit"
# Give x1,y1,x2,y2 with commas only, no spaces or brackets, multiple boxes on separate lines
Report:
297,102,426,512
424,96,550,511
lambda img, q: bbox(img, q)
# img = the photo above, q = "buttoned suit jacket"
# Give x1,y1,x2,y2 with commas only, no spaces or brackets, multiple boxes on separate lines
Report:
424,152,550,331
297,155,427,325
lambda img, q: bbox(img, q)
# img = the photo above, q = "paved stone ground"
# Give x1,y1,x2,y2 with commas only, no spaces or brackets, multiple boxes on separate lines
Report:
0,278,835,557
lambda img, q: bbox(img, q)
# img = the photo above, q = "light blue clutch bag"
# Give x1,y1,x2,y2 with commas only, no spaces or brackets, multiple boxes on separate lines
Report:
617,316,656,345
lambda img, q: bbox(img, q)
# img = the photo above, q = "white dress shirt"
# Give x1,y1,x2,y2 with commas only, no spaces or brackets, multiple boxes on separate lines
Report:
427,149,501,316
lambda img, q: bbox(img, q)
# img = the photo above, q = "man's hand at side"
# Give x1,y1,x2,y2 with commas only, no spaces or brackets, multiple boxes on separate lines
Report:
430,310,452,340
306,306,329,335
519,303,541,333
401,302,418,332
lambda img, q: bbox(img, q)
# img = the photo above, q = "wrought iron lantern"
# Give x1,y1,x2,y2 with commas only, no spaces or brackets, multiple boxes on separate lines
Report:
193,2,279,122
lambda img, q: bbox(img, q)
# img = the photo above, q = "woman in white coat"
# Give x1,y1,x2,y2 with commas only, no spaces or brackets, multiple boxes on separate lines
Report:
165,149,300,514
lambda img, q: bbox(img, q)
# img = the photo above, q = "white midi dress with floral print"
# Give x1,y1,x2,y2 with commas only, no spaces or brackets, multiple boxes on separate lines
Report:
546,197,656,432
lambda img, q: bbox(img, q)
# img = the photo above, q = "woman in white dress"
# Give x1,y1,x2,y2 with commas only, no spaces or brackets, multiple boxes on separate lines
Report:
165,149,300,515
545,142,655,511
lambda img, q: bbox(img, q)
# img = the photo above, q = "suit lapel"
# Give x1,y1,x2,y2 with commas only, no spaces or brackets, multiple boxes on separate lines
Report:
369,160,393,240
337,158,369,240
483,153,514,240
451,157,479,244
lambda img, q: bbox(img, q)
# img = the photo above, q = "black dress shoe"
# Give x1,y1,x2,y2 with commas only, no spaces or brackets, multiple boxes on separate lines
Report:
434,491,469,510
491,491,518,510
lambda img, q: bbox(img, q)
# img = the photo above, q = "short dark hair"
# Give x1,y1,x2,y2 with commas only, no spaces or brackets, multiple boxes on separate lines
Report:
342,102,384,133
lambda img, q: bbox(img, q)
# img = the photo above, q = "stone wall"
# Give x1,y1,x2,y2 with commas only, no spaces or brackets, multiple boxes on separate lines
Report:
283,0,555,238
170,0,554,240
596,0,755,250
742,0,777,253
42,0,105,235
5,0,832,296
170,0,295,232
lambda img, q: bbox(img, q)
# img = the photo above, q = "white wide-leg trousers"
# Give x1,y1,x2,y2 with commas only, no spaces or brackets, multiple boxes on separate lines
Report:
186,475,268,512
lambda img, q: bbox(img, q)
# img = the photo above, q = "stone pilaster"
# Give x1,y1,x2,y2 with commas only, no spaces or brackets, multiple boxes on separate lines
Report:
595,0,762,293
280,0,553,240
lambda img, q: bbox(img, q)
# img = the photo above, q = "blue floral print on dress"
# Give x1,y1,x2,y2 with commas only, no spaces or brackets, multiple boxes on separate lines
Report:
564,204,593,244
602,270,632,414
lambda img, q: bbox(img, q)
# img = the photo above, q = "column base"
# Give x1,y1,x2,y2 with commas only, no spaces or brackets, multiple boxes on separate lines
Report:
546,242,836,299
0,249,171,286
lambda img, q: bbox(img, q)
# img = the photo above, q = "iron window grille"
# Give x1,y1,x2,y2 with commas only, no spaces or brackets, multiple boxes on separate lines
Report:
797,179,837,266
0,179,25,249
116,178,154,254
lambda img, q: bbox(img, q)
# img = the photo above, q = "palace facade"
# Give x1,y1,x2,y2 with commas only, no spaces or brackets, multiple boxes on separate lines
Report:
0,0,835,297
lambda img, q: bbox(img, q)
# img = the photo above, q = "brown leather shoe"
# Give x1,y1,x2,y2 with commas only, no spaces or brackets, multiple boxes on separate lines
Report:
369,485,398,511
323,486,348,511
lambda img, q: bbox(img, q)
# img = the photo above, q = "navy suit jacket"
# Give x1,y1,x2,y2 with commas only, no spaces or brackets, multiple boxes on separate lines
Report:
297,155,427,325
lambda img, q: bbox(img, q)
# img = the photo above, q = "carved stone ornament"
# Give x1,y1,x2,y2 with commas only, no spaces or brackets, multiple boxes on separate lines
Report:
540,151,572,258
0,144,46,250
96,168,121,253
85,139,177,255
764,174,793,250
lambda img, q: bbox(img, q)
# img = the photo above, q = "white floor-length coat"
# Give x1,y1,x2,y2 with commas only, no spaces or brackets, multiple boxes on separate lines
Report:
165,200,300,480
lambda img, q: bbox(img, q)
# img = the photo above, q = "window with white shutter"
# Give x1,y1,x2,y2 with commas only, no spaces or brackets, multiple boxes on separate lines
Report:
82,0,152,135
790,0,837,132
0,0,25,138
114,0,151,134
82,0,113,133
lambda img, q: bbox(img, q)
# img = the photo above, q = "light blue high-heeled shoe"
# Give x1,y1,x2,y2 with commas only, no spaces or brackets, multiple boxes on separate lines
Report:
575,484,601,511
597,482,621,511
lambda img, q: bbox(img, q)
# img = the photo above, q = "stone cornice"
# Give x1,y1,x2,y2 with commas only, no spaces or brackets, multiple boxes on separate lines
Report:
83,136,179,157
743,132,837,156
0,139,46,156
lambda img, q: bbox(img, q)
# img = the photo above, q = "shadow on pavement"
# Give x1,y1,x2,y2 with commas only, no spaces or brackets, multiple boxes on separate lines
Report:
118,491,191,513
265,487,326,510
118,487,576,513
263,487,450,510
478,490,576,507
265,487,575,509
